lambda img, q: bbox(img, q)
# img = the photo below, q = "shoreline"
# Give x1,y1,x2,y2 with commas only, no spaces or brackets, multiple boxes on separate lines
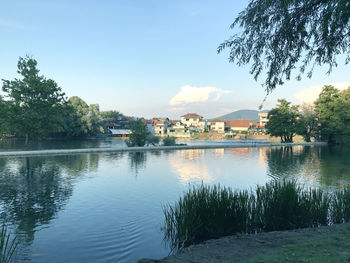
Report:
138,223,350,263
0,142,327,157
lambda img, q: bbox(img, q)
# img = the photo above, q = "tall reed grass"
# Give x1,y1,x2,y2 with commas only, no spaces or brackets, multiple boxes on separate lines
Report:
0,224,18,263
163,180,350,250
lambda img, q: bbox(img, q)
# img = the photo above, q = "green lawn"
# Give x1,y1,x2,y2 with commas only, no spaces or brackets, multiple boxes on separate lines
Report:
245,226,350,263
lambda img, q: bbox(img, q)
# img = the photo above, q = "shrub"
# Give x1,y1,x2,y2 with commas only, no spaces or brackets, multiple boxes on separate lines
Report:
163,180,349,250
163,137,176,146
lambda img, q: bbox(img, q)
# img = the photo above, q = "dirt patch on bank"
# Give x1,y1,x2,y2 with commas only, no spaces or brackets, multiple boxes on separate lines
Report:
138,223,350,263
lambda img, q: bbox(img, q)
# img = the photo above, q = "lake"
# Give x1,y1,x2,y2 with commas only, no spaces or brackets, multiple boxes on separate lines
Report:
0,144,350,262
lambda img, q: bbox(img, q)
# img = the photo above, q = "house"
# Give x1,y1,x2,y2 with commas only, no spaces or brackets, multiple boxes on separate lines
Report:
167,122,191,138
258,112,269,127
230,119,250,133
181,113,203,127
106,116,134,137
151,118,169,136
209,119,226,133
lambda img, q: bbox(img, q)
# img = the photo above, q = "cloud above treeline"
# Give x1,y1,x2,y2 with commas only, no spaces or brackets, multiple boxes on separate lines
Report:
169,85,231,106
295,82,350,104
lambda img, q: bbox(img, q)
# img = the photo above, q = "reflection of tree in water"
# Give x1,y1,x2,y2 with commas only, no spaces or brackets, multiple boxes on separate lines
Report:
128,152,147,176
266,146,350,188
319,146,350,187
54,153,100,176
0,157,74,244
266,146,311,180
0,152,103,253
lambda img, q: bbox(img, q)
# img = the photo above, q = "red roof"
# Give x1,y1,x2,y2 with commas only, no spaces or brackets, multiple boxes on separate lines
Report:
181,113,202,118
211,119,226,123
231,119,250,128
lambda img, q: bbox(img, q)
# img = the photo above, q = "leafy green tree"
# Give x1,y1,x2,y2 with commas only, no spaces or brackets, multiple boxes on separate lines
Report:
2,56,66,143
125,119,149,147
266,99,299,143
146,134,160,146
218,0,350,92
315,85,350,144
314,85,342,144
0,97,11,137
88,104,104,135
100,110,121,120
296,104,318,142
64,96,90,137
64,97,103,137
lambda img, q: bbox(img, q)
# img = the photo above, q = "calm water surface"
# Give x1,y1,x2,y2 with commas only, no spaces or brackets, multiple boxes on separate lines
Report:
0,145,350,262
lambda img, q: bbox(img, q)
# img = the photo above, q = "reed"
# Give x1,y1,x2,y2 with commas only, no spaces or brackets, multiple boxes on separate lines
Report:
0,224,18,263
163,180,349,250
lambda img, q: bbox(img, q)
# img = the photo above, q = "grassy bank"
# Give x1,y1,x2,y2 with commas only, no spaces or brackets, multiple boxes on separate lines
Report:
245,225,350,263
163,181,350,250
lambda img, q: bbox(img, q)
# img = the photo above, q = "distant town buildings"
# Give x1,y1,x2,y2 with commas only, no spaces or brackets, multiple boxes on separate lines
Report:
107,111,270,138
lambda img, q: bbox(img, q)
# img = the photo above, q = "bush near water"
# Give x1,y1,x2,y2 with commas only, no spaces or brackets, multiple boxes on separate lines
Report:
163,180,350,250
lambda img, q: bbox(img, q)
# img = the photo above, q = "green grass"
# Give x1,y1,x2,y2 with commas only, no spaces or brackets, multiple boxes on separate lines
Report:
0,224,18,263
163,180,350,250
245,226,350,263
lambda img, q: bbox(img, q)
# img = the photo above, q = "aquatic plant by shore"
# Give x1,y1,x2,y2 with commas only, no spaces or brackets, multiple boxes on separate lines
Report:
0,224,18,263
163,181,350,250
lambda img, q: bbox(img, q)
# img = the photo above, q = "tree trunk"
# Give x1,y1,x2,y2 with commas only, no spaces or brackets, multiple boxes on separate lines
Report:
25,133,29,145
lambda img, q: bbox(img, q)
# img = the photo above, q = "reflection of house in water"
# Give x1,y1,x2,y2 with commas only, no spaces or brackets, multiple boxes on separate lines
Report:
169,153,213,184
258,147,270,166
231,147,250,157
179,149,205,161
211,148,225,156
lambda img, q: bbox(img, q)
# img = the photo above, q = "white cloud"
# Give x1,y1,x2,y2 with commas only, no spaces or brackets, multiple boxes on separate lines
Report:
169,85,231,106
295,82,350,104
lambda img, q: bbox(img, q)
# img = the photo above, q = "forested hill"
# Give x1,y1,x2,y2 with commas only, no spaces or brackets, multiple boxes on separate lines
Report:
215,109,269,121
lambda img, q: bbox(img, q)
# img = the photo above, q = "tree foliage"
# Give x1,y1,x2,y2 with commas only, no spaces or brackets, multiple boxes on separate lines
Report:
125,119,149,147
64,96,104,137
2,56,66,142
266,99,300,143
218,0,350,93
100,110,121,120
315,85,350,143
296,103,318,142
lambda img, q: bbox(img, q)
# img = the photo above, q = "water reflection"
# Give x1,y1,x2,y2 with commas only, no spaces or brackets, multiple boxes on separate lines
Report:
128,152,147,176
0,152,107,258
319,146,350,188
265,146,350,188
0,157,74,244
230,148,251,157
170,150,213,184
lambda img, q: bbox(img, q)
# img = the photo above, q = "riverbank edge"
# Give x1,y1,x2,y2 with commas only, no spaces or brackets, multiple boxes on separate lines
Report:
0,142,327,157
137,222,350,263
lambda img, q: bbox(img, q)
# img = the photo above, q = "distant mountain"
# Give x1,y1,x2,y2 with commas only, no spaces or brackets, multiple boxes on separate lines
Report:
215,109,269,122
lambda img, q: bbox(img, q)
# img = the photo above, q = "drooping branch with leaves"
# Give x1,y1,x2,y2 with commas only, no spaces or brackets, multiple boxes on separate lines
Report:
218,0,350,93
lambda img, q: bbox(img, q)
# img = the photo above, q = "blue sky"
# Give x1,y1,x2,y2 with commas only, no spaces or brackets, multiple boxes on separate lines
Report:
1,0,349,119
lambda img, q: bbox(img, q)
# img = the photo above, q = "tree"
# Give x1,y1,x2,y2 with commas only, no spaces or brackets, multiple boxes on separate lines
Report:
0,96,11,136
218,0,350,93
125,119,149,147
64,97,104,137
315,85,350,143
266,99,299,143
88,104,104,135
296,104,318,142
100,110,121,120
2,56,66,143
64,96,90,137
